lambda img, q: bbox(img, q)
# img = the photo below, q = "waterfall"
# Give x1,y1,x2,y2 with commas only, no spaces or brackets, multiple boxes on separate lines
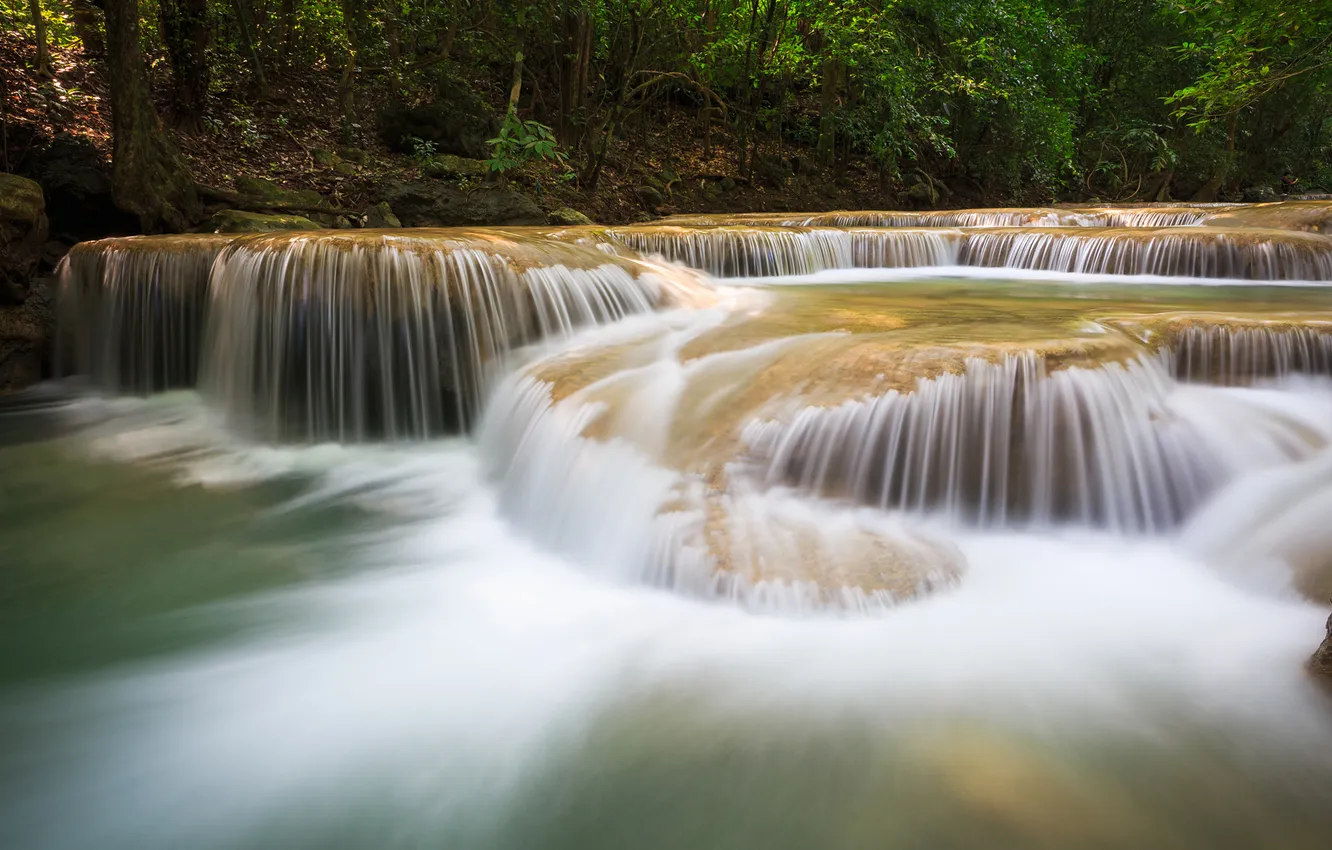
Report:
660,206,1223,228
746,353,1332,532
582,224,1332,280
199,230,710,442
55,234,237,393
599,226,960,275
1159,321,1332,384
960,227,1332,280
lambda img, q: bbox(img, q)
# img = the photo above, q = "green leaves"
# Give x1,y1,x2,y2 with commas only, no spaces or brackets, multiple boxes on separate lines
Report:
486,111,568,174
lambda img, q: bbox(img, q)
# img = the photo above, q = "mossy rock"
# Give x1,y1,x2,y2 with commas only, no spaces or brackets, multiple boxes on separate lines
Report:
205,210,322,233
233,176,327,209
311,149,338,167
338,146,370,165
364,202,401,228
0,174,48,303
548,207,594,226
424,155,491,179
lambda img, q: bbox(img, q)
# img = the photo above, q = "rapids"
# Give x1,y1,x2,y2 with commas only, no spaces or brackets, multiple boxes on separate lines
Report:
6,203,1332,849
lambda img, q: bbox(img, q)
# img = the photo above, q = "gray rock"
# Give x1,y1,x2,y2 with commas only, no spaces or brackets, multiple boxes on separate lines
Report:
364,202,402,228
547,207,594,226
382,181,546,227
204,210,322,233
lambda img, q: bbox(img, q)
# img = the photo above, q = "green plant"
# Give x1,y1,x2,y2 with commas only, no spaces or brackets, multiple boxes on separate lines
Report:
486,112,566,174
407,136,437,164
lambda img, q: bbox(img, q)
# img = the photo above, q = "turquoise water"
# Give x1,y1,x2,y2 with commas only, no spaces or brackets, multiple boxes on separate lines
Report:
3,275,1332,849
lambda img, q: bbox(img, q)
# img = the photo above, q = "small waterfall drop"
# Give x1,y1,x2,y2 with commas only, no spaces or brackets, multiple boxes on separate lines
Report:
1157,320,1332,384
582,224,1332,280
199,229,711,441
961,227,1332,280
747,353,1332,532
56,235,237,393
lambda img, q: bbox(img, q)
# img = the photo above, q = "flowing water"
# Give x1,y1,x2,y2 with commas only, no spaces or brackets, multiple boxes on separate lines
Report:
4,204,1332,850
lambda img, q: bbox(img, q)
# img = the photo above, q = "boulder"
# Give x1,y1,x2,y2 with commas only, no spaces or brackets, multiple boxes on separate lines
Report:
548,207,594,226
233,176,327,210
1313,614,1332,680
364,202,401,228
0,174,48,304
1242,184,1279,203
311,149,338,167
635,185,666,212
338,146,370,165
423,155,491,179
17,134,138,242
0,277,53,392
382,181,546,227
754,156,792,189
378,90,496,159
204,210,322,233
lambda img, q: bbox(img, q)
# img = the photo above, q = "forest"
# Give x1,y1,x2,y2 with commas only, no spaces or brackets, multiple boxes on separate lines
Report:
2,0,1331,233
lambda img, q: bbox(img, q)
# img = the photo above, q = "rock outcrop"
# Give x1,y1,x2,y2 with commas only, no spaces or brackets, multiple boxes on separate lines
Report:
1313,614,1332,680
204,210,322,233
0,175,52,391
382,181,546,227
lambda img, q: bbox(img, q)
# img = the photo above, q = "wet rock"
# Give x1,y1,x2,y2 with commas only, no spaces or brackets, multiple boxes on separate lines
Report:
233,176,327,210
382,181,546,227
0,174,48,304
423,155,491,179
17,134,138,242
1313,615,1332,679
548,207,594,226
364,202,402,228
378,89,496,159
204,210,322,233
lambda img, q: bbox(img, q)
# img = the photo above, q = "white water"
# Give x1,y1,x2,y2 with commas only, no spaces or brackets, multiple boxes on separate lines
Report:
3,392,1332,850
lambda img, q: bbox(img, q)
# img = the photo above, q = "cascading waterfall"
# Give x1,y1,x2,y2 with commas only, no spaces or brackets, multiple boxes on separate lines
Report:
960,227,1332,280
199,229,710,441
1159,321,1332,384
55,234,237,393
660,205,1232,228
588,224,1332,280
746,353,1332,532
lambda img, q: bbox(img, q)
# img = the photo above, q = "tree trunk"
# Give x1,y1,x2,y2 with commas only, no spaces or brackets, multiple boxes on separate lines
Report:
68,0,104,58
508,50,524,114
816,57,842,167
277,0,295,66
30,0,52,77
1192,113,1237,202
103,0,200,231
230,0,268,92
158,0,211,127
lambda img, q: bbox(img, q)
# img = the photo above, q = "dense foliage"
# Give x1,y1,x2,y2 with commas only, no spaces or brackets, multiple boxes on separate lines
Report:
7,0,1332,205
